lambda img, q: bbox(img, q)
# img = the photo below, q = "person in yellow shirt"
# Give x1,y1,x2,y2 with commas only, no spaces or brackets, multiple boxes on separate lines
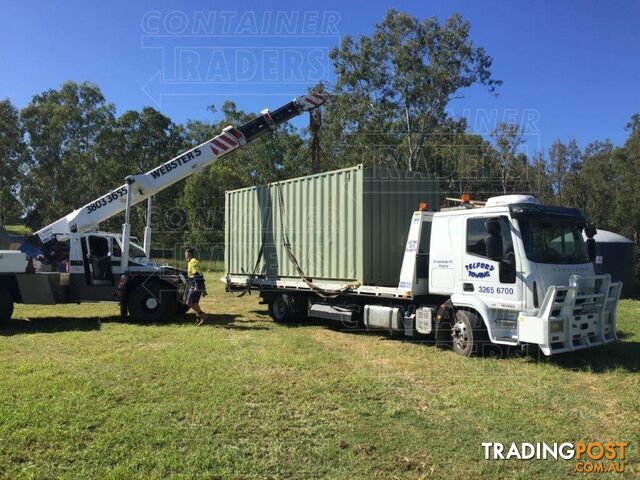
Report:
184,247,207,325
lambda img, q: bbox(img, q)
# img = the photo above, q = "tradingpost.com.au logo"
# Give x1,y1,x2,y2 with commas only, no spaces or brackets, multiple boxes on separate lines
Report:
482,442,628,474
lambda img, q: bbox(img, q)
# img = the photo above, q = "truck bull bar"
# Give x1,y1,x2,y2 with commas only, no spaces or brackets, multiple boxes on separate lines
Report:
518,274,622,355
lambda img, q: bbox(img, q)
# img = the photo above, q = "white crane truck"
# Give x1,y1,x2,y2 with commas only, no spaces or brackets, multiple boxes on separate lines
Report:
226,194,622,356
0,93,326,323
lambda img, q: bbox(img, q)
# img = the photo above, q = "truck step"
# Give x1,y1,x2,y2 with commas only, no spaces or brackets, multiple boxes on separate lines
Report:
308,304,353,323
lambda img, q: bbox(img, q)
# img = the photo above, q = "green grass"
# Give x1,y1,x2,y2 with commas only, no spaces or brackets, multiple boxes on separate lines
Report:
1,272,638,479
3,224,31,235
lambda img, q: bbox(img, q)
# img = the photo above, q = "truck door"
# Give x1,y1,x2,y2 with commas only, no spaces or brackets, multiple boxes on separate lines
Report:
85,235,114,286
463,216,520,307
111,238,124,274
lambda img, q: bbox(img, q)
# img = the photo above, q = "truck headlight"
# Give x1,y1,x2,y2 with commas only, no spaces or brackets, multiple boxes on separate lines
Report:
550,319,564,333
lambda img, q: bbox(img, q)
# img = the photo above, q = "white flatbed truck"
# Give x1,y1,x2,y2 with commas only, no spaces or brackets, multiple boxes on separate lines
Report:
226,195,622,356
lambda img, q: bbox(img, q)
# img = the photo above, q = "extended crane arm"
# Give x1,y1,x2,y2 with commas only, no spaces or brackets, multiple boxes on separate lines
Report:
34,93,325,245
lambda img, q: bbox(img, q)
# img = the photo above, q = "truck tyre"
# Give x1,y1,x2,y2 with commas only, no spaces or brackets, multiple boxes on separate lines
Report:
0,287,14,322
268,294,294,323
451,309,488,357
127,281,176,323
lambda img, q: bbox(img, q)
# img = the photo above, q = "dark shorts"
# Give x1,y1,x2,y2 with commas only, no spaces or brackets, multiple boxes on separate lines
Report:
186,276,205,304
186,287,202,305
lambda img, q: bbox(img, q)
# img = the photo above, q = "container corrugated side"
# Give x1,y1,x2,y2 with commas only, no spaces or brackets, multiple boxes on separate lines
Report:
225,165,439,287
225,165,363,283
363,168,439,286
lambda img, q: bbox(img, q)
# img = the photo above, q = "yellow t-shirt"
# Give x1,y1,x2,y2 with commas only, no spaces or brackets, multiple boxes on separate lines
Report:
187,258,200,277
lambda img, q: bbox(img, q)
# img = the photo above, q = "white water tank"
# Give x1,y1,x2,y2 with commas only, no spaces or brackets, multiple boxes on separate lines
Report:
582,230,635,298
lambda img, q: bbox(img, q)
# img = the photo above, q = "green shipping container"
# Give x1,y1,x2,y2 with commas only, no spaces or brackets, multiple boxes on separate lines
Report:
225,164,439,287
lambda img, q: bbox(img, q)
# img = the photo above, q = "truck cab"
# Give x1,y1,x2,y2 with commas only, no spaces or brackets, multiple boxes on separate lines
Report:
0,231,187,323
66,232,162,301
428,195,621,355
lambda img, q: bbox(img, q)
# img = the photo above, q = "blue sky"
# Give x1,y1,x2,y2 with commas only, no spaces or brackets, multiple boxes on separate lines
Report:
1,0,638,154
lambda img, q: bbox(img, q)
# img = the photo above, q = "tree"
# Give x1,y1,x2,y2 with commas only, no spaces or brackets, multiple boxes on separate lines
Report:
427,127,497,201
20,81,115,229
180,162,247,263
626,113,640,134
621,114,640,287
547,139,581,203
0,99,28,224
325,9,501,171
562,141,617,225
489,122,529,194
101,107,186,180
529,151,553,203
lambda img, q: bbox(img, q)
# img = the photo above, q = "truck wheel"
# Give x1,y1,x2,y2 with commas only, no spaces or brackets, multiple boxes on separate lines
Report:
127,281,176,323
451,310,488,357
0,287,14,322
268,294,293,323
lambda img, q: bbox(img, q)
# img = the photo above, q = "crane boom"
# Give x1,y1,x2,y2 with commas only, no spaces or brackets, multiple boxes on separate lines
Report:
34,93,325,244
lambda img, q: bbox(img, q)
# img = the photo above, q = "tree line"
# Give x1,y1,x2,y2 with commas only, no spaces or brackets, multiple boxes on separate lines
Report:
0,9,638,283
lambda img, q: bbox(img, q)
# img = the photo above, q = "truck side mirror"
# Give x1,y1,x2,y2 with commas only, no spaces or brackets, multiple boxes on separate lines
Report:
586,238,596,262
498,251,516,283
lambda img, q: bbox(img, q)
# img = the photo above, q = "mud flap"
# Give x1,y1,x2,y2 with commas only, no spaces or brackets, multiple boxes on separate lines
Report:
434,300,453,347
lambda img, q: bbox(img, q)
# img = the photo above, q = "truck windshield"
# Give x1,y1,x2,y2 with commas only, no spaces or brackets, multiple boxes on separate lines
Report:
114,237,147,259
128,238,147,258
519,221,589,264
